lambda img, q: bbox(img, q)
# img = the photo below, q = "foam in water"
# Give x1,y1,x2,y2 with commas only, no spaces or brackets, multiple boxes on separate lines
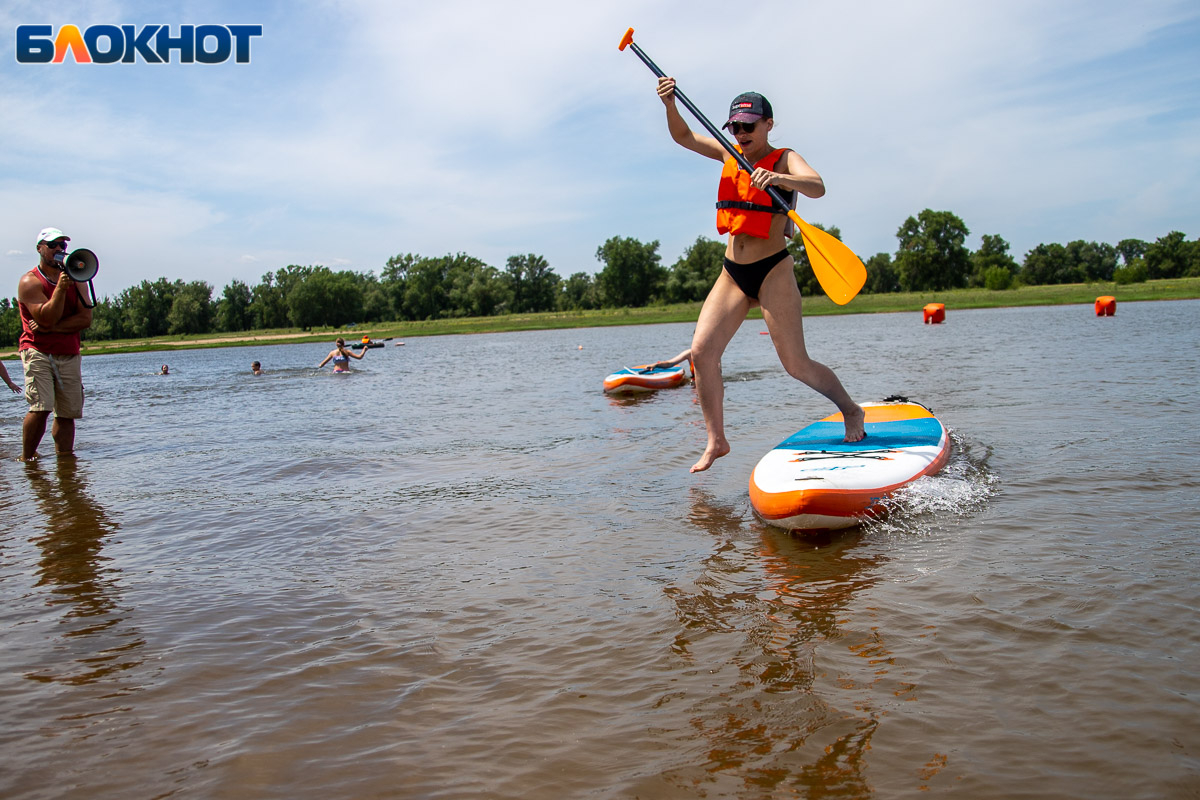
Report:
868,431,998,533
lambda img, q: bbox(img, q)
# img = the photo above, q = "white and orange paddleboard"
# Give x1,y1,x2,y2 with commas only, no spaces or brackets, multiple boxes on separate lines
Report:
603,364,689,394
750,398,951,531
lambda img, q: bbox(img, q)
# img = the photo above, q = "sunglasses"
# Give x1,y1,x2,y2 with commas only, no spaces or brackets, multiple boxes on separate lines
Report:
728,121,757,135
44,240,69,250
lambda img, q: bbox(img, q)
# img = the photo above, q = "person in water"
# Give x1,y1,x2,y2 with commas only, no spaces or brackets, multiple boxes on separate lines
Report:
655,79,865,472
317,338,366,372
158,364,169,375
17,226,93,461
250,361,262,375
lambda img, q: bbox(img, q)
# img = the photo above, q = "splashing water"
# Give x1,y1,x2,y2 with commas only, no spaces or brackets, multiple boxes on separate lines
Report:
868,430,998,533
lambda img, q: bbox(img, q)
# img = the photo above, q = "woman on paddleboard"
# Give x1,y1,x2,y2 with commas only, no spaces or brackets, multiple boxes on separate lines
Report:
317,337,366,373
655,78,865,472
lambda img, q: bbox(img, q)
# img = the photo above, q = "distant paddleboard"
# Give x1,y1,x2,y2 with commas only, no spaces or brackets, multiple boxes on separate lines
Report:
603,364,688,394
750,398,951,531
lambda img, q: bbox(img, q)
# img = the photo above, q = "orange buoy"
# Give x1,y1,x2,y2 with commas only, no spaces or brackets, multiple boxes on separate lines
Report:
923,303,945,324
1095,296,1116,316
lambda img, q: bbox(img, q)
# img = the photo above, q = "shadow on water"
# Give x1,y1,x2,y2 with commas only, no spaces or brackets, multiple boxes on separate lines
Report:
607,391,667,409
658,487,887,797
22,458,143,687
605,382,696,409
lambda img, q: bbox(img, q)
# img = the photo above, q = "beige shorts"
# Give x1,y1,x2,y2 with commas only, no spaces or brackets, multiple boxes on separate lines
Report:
21,349,85,418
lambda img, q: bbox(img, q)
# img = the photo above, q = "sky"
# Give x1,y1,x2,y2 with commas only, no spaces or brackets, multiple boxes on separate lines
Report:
2,0,1198,297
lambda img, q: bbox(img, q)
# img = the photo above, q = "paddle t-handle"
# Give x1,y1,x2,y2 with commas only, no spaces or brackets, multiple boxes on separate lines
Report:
618,27,867,305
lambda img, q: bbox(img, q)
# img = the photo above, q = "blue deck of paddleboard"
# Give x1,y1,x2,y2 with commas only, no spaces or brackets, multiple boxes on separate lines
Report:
777,417,944,452
613,366,679,376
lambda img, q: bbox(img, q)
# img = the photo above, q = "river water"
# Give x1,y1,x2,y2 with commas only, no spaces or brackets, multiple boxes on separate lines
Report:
1,300,1197,799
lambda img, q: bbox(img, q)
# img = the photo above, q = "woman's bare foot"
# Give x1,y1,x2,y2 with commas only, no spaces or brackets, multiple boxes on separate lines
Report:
842,403,866,442
690,438,731,473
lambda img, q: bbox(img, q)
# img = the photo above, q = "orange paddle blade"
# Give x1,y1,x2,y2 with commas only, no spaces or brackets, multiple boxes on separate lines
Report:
619,28,635,50
788,212,867,305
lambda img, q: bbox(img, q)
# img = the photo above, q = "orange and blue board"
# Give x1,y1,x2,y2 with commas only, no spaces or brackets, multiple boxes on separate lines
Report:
750,399,951,531
603,364,689,394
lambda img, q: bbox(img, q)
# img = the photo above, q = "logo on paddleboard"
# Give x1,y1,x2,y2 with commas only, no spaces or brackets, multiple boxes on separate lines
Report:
15,24,263,64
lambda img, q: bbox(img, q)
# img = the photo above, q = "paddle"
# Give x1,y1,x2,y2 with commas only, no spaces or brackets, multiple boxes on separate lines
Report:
618,27,867,306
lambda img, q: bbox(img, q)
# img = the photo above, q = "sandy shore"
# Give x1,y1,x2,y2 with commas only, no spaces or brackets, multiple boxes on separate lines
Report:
117,331,326,347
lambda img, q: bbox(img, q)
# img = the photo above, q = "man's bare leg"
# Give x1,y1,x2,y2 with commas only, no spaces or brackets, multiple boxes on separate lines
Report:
22,410,50,461
52,417,76,456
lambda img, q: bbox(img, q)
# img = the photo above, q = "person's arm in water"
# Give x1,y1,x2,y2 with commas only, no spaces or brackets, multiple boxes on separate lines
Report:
656,77,727,163
652,349,692,369
317,350,336,368
1,360,20,393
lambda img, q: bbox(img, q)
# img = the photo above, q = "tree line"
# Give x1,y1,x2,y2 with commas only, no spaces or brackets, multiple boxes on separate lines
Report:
1,210,1196,346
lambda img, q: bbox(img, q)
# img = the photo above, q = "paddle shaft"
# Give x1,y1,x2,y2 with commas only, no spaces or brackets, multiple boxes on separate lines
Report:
622,39,795,217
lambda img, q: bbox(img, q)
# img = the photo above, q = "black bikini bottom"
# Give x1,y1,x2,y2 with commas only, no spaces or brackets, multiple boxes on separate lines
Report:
723,249,791,300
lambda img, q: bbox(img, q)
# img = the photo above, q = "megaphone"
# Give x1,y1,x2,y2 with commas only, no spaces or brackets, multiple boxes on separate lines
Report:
64,248,98,283
53,248,99,308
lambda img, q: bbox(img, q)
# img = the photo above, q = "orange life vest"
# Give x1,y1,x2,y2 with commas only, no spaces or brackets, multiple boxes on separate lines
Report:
715,148,794,239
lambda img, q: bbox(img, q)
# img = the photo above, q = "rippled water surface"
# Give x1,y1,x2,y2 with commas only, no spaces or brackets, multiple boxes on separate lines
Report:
2,300,1198,799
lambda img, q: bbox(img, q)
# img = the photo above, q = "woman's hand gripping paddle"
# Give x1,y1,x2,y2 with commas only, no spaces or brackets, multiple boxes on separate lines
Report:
618,28,867,306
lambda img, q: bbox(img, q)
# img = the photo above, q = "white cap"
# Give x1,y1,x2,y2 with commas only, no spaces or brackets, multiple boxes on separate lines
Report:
37,227,70,245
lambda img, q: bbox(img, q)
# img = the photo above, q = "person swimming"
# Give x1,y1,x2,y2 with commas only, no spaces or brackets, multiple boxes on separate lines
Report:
317,337,366,373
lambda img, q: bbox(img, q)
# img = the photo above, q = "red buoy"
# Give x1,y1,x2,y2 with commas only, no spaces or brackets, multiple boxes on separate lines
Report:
923,303,945,324
1095,296,1116,316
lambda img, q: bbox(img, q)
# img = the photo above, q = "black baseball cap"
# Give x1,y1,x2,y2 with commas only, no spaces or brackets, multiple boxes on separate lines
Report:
723,92,773,128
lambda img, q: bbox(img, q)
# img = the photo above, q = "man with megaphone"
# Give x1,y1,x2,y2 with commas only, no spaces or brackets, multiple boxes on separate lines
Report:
16,227,93,461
